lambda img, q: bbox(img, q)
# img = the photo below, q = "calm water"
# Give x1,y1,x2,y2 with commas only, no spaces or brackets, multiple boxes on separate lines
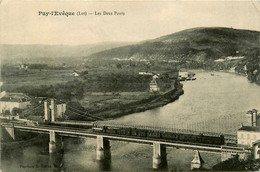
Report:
2,70,260,172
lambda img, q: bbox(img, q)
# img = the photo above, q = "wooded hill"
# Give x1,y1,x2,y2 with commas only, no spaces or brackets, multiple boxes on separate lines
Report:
87,27,260,63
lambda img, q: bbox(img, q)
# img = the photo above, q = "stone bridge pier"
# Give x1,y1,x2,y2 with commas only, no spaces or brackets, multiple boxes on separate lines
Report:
153,142,167,169
96,136,111,161
49,130,63,153
2,124,15,140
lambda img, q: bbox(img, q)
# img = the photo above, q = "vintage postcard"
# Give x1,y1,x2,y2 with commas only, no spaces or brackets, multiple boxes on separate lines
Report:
1,0,260,171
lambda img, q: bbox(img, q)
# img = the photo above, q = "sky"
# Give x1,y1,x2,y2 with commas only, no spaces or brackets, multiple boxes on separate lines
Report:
1,0,260,45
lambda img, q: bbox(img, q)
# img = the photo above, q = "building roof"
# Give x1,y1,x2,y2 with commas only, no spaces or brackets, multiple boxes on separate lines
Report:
238,126,260,132
0,92,31,102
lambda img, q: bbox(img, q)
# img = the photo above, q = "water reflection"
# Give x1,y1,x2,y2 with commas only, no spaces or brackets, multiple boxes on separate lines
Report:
49,153,65,172
1,147,23,163
97,159,111,171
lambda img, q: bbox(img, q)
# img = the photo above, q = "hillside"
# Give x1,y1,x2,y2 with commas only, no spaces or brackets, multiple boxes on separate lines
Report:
0,42,134,64
87,27,260,62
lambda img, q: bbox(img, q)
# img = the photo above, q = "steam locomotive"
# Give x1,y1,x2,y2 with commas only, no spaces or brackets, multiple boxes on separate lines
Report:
92,125,225,145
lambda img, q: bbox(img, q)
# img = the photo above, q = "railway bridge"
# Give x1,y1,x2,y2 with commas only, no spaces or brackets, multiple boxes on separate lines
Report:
1,122,251,170
0,99,253,169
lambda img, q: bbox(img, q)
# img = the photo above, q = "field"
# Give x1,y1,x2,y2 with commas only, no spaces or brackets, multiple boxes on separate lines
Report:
1,60,181,120
1,68,73,91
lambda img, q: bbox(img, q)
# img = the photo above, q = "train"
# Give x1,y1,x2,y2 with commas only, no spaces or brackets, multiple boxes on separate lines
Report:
5,117,227,146
92,125,225,146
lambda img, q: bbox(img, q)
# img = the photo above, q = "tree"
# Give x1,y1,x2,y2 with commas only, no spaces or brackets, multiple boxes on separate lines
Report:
245,159,260,171
212,155,246,171
4,110,11,116
116,63,122,69
12,107,23,116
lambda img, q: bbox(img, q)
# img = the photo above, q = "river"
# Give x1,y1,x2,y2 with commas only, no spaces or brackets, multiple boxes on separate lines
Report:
2,70,260,172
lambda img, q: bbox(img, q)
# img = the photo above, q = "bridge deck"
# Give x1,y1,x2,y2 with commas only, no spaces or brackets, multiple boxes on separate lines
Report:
3,123,249,154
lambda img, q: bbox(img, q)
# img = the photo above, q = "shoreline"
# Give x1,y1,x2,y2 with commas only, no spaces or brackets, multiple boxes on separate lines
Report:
105,68,258,121
93,84,184,120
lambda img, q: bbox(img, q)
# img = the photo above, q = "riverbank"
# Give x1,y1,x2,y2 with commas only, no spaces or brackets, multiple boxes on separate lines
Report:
91,83,184,119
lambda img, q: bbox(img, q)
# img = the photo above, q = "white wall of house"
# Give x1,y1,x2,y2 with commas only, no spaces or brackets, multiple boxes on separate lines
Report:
179,72,188,78
0,101,30,114
150,84,159,92
237,130,260,147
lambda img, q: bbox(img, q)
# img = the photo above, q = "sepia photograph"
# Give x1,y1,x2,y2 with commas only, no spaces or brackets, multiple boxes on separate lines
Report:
1,0,260,171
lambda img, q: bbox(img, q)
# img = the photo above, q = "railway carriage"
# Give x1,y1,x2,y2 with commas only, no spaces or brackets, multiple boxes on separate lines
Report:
147,130,161,138
161,132,179,140
131,128,139,136
201,135,213,144
92,126,104,133
179,133,194,142
189,134,202,143
137,129,147,137
91,124,226,146
105,126,119,134
118,128,131,135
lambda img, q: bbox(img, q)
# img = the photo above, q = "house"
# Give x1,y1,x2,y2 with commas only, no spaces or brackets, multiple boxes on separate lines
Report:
139,72,154,76
150,75,160,92
18,64,28,70
0,91,31,115
237,110,260,147
179,72,188,80
72,71,80,77
237,126,260,147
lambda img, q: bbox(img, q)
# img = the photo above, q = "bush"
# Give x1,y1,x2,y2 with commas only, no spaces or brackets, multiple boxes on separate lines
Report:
212,155,246,171
12,107,23,116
